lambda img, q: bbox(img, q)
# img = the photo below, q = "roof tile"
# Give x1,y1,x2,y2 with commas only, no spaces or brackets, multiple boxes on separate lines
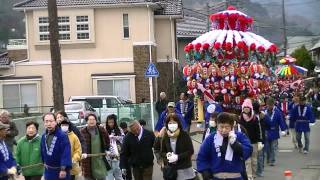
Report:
14,0,182,16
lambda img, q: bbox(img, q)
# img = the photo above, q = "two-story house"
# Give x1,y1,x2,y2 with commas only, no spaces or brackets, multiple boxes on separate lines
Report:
0,0,182,111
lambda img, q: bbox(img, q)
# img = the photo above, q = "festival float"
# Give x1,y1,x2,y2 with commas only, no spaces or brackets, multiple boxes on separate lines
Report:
274,55,308,95
182,6,279,122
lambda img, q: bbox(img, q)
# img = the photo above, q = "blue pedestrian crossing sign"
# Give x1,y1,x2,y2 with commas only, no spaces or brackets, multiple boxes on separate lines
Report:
145,63,159,77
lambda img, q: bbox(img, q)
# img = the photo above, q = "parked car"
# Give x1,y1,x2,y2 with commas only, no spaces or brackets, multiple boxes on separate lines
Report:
64,101,98,126
68,96,134,124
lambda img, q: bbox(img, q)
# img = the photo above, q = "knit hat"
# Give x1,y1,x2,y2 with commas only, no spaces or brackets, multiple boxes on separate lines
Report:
242,98,254,121
242,98,253,111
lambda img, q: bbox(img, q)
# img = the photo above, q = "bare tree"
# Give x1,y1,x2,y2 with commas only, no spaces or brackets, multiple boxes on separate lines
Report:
48,0,65,111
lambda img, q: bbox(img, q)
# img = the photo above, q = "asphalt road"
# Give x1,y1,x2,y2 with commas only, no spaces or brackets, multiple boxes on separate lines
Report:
181,121,320,180
16,121,320,180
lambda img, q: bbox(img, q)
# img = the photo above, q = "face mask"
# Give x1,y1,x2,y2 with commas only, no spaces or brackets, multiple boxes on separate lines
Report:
168,123,178,132
209,121,216,127
61,126,69,132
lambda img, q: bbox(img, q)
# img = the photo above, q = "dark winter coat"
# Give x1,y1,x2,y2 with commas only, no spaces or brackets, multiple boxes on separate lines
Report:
80,126,110,178
154,130,194,170
120,128,155,169
156,100,168,116
5,121,18,153
239,114,262,144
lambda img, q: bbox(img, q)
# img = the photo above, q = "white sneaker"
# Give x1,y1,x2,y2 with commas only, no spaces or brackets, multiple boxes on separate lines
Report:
303,150,309,154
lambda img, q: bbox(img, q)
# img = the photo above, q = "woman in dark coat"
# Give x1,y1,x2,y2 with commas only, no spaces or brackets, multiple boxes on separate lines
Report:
154,114,195,180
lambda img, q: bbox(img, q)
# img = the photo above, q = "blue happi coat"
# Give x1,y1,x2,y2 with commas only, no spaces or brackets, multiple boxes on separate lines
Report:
41,128,72,180
0,140,16,180
197,131,252,175
289,104,315,132
155,110,187,131
264,106,288,141
288,103,298,128
175,100,194,125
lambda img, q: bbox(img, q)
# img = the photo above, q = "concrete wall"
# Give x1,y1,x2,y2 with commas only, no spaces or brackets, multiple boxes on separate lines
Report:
155,18,176,61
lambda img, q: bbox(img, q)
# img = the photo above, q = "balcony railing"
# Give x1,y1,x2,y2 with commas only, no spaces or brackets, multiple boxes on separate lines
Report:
7,39,27,50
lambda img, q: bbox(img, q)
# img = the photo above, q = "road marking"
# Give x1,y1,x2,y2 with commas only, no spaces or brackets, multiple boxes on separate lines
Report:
279,149,293,152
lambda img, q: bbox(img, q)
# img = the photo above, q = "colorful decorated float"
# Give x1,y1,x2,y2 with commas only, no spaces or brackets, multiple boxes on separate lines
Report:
182,6,279,121
274,55,308,95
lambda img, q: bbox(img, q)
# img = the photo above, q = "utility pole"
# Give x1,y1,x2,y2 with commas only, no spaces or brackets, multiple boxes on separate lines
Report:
282,0,288,56
206,2,210,31
225,0,229,8
48,0,65,111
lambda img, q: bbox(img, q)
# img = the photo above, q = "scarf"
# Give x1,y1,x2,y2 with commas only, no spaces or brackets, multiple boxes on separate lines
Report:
167,128,180,138
214,131,234,161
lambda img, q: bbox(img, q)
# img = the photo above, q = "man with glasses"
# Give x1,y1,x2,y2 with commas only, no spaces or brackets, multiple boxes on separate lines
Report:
0,110,19,153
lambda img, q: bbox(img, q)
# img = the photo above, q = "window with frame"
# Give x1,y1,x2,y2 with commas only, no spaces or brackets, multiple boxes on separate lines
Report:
38,16,71,41
38,17,49,41
97,79,130,100
2,84,38,112
58,16,71,40
76,16,90,40
123,14,129,38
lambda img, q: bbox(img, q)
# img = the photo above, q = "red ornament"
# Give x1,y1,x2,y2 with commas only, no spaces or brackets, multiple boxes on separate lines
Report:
214,42,221,49
227,6,236,10
183,65,193,77
195,43,202,51
250,43,256,51
203,43,210,50
268,44,278,53
217,13,226,29
188,43,194,50
257,46,265,53
228,13,238,30
210,14,218,21
238,15,247,31
184,45,190,52
226,42,233,51
247,17,254,25
237,41,245,49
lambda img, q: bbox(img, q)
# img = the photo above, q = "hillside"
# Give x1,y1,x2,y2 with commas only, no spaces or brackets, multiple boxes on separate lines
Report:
183,0,317,45
0,0,24,51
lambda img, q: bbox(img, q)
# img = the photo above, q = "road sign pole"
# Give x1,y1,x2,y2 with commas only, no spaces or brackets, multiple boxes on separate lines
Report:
149,77,155,131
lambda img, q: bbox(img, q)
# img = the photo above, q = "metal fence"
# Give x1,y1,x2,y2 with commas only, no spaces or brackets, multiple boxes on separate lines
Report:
4,103,158,139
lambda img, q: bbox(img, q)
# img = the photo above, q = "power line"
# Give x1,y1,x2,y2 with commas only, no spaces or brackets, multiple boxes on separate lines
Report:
258,0,319,7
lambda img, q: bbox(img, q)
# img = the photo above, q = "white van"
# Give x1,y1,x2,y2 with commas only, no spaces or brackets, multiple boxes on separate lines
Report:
68,96,134,123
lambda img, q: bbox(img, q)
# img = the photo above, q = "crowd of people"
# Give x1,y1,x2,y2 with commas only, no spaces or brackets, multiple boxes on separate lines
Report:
0,87,318,180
